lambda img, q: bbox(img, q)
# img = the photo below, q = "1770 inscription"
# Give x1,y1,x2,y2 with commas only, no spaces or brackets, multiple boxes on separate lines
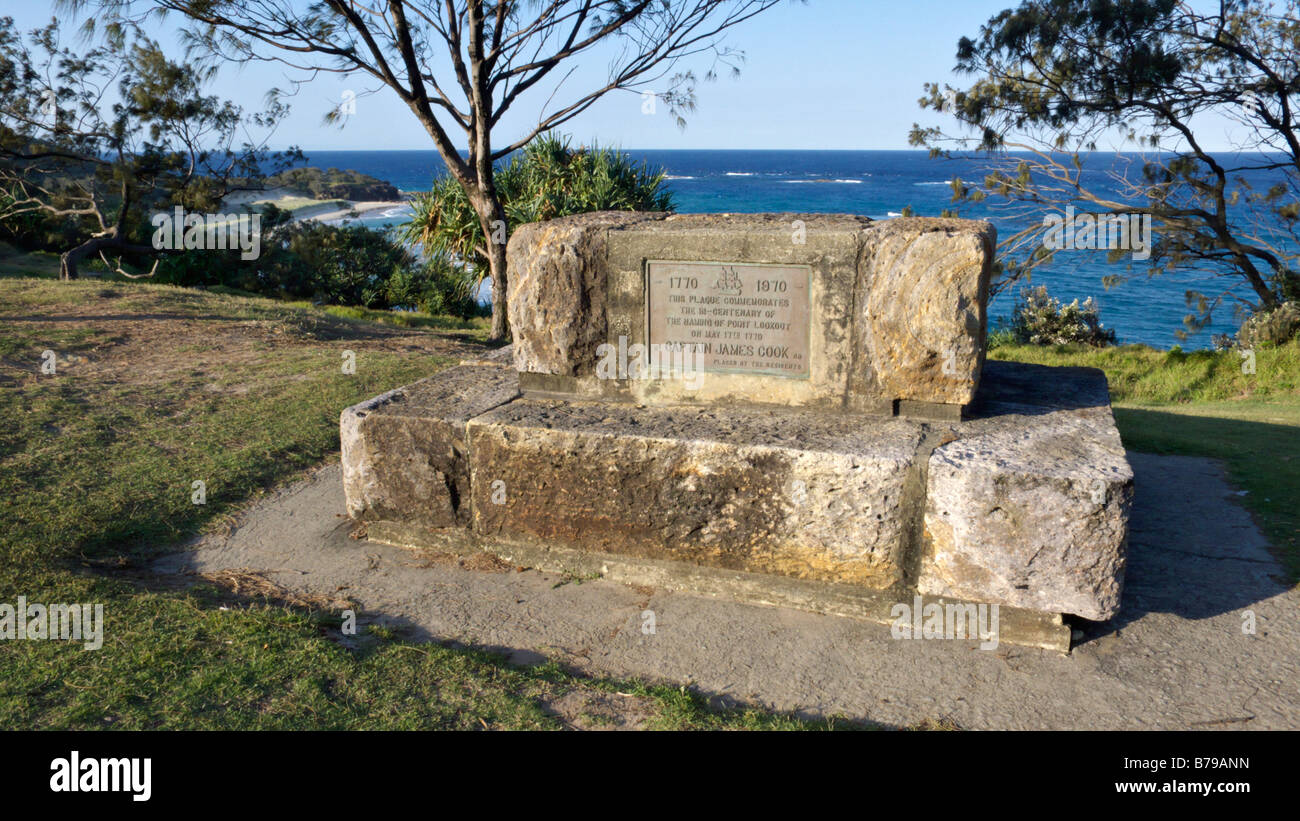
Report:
646,260,811,378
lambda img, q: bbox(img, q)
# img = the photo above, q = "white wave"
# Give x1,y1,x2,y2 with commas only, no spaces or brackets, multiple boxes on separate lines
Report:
783,178,864,184
724,171,755,176
914,180,955,186
887,211,904,217
665,175,695,180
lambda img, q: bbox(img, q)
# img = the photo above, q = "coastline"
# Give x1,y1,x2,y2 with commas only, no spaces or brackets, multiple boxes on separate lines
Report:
296,199,410,223
222,186,411,224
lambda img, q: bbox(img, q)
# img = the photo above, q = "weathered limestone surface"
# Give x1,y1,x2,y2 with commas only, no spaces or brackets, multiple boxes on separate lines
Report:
344,205,1130,630
340,363,519,528
505,211,665,377
852,218,995,407
341,359,1131,622
466,399,924,587
919,362,1133,620
504,212,993,412
457,345,517,368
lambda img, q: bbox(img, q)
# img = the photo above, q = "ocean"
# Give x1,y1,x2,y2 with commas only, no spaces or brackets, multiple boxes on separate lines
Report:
299,149,1293,348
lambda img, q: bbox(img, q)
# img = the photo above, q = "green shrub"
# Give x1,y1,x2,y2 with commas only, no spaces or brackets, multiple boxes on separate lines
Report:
153,204,481,317
1008,284,1117,347
265,167,400,201
384,255,486,319
402,133,674,297
262,222,413,308
985,326,1017,349
1233,301,1300,349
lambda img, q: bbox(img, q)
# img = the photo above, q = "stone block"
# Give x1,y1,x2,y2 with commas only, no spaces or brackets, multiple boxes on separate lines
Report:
466,399,925,587
340,364,519,528
852,218,995,407
505,211,665,377
504,212,994,412
919,365,1133,620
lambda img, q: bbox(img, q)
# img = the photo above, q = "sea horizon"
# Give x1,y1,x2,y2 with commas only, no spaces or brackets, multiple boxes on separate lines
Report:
297,148,1292,349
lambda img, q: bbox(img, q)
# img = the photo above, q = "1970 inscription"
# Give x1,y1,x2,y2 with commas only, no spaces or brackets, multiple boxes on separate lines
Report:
646,260,811,378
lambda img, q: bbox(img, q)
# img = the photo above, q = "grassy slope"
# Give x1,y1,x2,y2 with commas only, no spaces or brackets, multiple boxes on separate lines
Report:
990,342,1300,576
0,278,832,730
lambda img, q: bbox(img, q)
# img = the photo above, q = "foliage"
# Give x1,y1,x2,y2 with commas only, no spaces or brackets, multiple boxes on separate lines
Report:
990,337,1300,403
266,167,400,201
912,0,1300,337
150,206,483,318
0,15,297,278
382,257,485,319
1231,301,1300,350
263,222,415,308
985,326,1018,349
402,134,673,298
1006,284,1117,347
98,0,786,340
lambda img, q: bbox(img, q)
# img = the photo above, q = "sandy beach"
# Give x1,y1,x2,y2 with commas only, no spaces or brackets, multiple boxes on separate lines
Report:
223,187,410,223
296,200,410,223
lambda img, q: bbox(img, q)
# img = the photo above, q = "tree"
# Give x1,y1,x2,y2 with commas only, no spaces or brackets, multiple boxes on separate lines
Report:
86,1,789,340
0,16,297,279
401,132,673,303
911,0,1300,337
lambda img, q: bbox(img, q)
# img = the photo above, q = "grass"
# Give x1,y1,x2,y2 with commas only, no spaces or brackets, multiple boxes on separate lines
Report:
0,276,844,730
248,196,350,215
0,241,61,279
288,301,489,332
991,340,1300,576
988,340,1300,403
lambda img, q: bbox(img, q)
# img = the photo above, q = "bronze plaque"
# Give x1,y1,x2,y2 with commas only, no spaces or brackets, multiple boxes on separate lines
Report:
646,260,811,378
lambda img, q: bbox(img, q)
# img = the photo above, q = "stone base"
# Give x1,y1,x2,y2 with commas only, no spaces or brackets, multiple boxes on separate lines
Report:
468,397,926,588
365,520,1071,652
340,357,1132,646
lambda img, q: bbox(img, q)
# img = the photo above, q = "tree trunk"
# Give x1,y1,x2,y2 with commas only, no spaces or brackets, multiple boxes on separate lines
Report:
486,230,509,341
59,234,157,282
1239,258,1280,310
58,252,79,281
1218,231,1281,310
473,192,511,342
59,238,104,281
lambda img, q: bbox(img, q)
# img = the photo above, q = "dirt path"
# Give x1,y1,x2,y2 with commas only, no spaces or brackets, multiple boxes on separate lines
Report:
153,451,1300,729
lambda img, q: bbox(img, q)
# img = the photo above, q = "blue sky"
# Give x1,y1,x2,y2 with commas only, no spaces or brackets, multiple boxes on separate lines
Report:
5,0,1246,152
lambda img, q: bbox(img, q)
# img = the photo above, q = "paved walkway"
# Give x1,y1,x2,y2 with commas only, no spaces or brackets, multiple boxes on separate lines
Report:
153,452,1299,729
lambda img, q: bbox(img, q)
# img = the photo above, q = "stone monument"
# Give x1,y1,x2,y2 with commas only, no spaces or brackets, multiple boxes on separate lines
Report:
340,213,1133,651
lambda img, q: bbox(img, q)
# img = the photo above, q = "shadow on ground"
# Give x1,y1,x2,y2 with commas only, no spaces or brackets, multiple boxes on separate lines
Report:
147,451,1300,729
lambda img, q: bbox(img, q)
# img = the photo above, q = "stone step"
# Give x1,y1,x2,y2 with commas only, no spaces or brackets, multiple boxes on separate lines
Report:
340,363,520,529
466,398,926,588
340,357,1132,628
